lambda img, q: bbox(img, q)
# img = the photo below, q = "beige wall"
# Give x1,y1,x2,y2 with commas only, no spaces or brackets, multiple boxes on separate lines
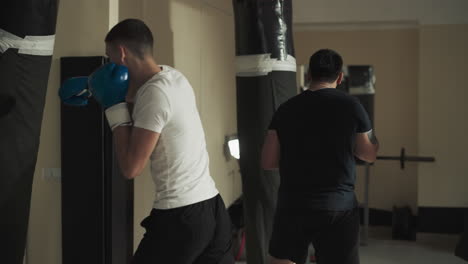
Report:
122,0,241,250
28,3,468,264
294,29,420,211
28,1,114,264
418,24,468,207
28,0,240,262
293,0,468,25
157,0,241,207
170,0,241,206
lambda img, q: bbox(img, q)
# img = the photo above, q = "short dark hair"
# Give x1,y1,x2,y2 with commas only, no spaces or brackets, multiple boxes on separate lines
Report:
308,49,343,83
105,19,153,59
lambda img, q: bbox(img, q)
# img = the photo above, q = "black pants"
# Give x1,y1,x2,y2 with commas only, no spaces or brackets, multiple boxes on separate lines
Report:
269,207,360,264
132,194,234,264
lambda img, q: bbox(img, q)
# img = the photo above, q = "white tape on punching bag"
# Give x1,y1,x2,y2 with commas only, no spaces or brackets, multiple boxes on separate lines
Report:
236,53,296,77
0,28,55,56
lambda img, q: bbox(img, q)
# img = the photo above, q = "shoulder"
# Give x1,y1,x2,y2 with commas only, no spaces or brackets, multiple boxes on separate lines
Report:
322,88,354,100
278,92,306,110
136,66,181,97
158,65,187,83
325,89,362,107
134,78,171,109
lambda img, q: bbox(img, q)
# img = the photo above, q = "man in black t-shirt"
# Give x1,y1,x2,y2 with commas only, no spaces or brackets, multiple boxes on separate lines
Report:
261,49,379,264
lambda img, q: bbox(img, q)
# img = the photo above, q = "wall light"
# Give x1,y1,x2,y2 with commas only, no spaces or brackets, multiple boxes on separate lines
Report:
224,134,240,160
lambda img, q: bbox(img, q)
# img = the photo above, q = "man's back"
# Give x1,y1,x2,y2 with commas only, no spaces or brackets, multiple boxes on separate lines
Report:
269,88,371,211
264,48,377,264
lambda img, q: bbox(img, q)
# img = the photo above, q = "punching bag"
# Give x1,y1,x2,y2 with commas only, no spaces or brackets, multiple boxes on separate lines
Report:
0,1,58,263
455,212,468,261
233,1,297,263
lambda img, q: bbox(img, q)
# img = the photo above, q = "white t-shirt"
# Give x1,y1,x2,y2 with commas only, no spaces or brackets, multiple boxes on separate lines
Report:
132,65,219,209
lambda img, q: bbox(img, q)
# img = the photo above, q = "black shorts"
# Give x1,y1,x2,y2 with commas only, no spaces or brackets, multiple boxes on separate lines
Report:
269,207,360,264
132,194,234,264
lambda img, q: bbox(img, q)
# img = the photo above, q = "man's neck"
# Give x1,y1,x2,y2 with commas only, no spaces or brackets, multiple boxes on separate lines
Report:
308,81,337,91
126,59,161,102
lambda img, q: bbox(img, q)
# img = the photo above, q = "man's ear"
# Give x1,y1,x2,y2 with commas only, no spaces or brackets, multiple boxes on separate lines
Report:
336,72,344,85
118,45,127,65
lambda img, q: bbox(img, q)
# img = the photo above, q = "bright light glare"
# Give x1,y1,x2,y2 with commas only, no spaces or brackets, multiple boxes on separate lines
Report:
228,139,240,159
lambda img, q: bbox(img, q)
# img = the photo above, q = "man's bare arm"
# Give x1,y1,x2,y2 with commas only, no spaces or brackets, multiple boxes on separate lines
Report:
113,126,159,179
355,129,379,163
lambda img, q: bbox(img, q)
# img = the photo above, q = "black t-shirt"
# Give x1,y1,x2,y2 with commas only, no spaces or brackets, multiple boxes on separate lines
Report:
269,88,372,211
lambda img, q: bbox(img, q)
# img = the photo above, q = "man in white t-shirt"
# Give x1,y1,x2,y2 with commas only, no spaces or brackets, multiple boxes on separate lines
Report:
102,18,234,264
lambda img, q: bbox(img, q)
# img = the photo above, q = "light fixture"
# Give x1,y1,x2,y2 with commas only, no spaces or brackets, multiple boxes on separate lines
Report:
224,134,240,160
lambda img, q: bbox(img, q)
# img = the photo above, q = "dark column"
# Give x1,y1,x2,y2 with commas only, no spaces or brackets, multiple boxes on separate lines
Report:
60,56,134,264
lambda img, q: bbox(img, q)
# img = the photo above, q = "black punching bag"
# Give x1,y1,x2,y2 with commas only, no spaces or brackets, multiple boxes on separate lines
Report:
0,1,59,263
233,1,297,263
455,212,468,261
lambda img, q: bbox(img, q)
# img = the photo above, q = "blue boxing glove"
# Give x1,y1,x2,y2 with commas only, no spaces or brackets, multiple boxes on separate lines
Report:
88,63,132,131
59,63,131,130
59,77,91,106
88,63,129,109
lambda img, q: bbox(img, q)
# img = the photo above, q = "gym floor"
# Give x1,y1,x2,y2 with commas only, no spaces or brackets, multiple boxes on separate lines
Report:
235,227,465,264
358,227,464,264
